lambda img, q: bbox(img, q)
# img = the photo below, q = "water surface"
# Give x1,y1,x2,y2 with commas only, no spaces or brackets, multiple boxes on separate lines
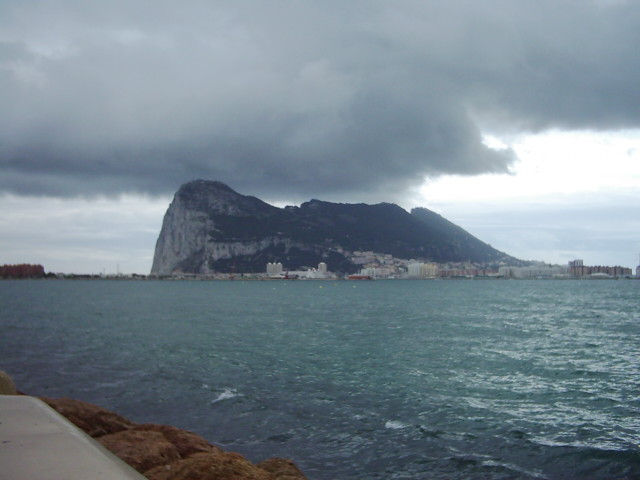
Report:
2,279,639,479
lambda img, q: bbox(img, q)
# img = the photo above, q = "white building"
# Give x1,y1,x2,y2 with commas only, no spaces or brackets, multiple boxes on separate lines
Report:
499,265,568,278
266,262,283,275
407,262,439,278
407,262,422,278
304,268,326,279
360,266,395,279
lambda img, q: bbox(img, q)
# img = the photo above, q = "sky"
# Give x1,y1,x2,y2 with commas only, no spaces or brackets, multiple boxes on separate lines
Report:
1,0,639,274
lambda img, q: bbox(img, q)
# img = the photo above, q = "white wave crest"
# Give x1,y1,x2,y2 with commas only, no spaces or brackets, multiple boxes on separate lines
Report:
385,420,408,430
211,388,240,404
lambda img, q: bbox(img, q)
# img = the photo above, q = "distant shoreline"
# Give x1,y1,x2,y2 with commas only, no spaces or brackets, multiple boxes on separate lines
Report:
2,274,637,281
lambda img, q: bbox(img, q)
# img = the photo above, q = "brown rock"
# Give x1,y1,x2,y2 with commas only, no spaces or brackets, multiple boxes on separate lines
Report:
257,458,307,480
133,423,221,457
0,370,18,395
98,429,181,473
144,451,271,480
37,396,308,480
40,396,134,437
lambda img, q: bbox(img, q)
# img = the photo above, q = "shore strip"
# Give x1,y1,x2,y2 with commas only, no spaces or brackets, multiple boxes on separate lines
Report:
0,371,307,480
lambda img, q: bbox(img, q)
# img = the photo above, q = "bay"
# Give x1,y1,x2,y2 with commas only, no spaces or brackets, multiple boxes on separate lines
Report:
1,279,639,479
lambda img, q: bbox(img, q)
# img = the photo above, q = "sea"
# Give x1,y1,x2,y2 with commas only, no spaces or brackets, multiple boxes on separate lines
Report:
1,278,639,480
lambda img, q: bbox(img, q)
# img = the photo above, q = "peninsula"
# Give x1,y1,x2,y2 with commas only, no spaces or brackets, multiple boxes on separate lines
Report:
151,180,520,276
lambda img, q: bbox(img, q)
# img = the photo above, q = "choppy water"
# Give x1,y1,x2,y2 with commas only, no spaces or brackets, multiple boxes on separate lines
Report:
2,279,639,479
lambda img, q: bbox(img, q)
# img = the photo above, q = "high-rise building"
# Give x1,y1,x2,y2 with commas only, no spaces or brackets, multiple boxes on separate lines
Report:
569,259,585,277
266,262,283,275
407,262,438,278
407,262,422,278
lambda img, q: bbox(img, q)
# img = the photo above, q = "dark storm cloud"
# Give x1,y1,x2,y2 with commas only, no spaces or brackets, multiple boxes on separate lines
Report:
1,0,638,201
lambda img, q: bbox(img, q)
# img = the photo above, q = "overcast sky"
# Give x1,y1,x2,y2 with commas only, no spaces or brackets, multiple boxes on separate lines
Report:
1,0,639,273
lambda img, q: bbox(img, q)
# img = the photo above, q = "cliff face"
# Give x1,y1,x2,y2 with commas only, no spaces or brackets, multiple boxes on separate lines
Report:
151,180,518,275
150,198,211,275
150,180,298,275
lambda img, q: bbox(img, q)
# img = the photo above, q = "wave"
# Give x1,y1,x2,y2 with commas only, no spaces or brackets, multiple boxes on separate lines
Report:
210,388,240,404
385,420,409,430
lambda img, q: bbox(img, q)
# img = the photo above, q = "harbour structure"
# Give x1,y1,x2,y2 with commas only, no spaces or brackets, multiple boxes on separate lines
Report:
266,262,332,279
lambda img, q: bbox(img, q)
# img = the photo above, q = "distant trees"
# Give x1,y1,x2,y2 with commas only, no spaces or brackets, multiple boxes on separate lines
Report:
0,264,46,278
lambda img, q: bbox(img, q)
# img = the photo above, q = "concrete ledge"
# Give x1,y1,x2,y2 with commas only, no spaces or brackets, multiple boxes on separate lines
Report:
0,395,146,480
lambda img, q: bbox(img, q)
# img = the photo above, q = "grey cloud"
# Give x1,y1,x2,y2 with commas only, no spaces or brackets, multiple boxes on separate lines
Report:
444,193,640,267
0,0,637,201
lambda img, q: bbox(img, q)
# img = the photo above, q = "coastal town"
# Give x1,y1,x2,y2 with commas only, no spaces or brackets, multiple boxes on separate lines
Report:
2,254,637,280
260,253,634,280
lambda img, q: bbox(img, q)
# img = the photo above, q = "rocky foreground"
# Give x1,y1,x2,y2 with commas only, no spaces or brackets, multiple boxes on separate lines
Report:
39,395,307,480
0,368,307,480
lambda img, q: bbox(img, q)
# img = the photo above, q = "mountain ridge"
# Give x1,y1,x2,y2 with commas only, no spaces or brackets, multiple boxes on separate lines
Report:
151,180,522,275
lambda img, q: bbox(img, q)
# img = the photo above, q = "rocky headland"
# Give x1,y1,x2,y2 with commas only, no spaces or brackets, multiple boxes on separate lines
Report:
151,179,520,275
